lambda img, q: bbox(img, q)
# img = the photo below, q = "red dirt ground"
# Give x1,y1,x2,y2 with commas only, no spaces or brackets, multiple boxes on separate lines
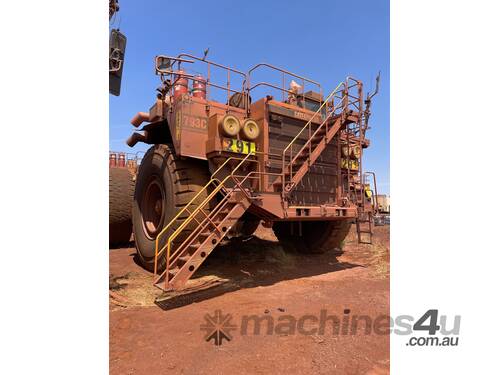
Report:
110,225,390,374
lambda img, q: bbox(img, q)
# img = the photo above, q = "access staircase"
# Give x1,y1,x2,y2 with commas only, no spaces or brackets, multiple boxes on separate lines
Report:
153,77,373,291
153,155,256,291
276,79,364,197
276,77,377,245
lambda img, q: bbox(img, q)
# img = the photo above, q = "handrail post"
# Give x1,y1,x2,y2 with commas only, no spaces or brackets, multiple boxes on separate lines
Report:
282,72,285,101
302,78,305,109
165,241,171,289
207,63,211,100
282,149,285,197
227,69,230,109
308,122,311,162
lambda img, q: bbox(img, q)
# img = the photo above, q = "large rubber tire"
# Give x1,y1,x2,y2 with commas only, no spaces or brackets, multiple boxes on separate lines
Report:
229,212,261,237
272,220,352,254
132,144,210,271
109,167,134,247
240,218,261,236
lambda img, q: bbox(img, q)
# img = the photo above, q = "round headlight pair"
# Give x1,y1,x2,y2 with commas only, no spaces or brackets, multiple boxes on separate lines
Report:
341,145,361,159
220,115,260,140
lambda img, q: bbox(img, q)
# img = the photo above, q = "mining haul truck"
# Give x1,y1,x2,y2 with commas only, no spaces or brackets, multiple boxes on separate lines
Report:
109,152,139,247
126,53,379,291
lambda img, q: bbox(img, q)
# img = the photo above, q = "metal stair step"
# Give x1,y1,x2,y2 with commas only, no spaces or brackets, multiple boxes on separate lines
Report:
213,212,228,221
311,134,324,142
295,153,308,161
168,268,179,278
199,231,211,238
177,255,190,266
188,243,200,252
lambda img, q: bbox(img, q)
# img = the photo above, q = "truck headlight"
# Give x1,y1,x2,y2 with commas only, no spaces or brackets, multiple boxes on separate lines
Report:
241,119,260,140
220,114,241,137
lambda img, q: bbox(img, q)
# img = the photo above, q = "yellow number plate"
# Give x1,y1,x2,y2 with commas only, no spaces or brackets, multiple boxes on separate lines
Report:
222,138,256,155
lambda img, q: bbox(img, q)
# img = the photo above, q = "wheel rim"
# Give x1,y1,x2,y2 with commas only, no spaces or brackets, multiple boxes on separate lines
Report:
141,177,165,239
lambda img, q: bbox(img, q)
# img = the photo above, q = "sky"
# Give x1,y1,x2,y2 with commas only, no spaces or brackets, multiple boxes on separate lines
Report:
110,0,389,194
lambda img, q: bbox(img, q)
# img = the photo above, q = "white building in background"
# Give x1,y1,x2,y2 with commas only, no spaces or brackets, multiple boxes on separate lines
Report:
376,195,390,213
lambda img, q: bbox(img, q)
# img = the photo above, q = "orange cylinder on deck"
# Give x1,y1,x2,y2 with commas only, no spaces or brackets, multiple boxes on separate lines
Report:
109,153,117,167
192,75,206,99
173,70,188,99
118,153,126,168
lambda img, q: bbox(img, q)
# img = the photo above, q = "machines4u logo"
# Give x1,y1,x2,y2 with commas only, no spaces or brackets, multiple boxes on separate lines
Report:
200,310,237,346
401,309,461,347
199,308,461,347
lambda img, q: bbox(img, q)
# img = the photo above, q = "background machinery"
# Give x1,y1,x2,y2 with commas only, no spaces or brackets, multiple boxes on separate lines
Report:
109,152,139,246
109,0,130,247
109,0,126,96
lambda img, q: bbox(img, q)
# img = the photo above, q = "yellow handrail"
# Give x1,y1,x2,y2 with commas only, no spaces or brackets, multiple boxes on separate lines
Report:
210,149,272,180
154,152,255,278
164,153,254,262
153,154,245,276
163,178,228,262
152,178,219,275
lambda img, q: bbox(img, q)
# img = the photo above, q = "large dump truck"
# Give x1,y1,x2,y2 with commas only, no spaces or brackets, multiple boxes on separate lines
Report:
126,53,379,291
109,152,139,247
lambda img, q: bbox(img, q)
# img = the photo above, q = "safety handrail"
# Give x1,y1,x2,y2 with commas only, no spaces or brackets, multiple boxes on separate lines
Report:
282,82,344,157
156,54,332,114
176,53,248,111
166,152,253,240
161,156,281,274
280,77,365,194
247,62,322,104
160,153,254,274
289,103,342,167
153,154,249,276
281,83,345,185
167,158,254,260
177,53,247,79
247,82,300,97
247,62,321,90
162,181,233,269
210,155,256,180
154,152,255,280
152,178,221,276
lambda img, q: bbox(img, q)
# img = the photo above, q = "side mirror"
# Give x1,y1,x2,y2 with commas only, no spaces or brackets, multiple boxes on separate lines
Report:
154,55,195,75
155,56,173,74
109,29,127,96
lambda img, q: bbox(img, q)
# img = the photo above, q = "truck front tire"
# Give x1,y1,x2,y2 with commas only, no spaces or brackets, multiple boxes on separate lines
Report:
132,144,210,271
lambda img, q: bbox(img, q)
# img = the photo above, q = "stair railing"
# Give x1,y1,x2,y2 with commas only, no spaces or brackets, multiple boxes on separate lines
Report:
281,81,350,194
153,153,248,276
153,152,256,287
